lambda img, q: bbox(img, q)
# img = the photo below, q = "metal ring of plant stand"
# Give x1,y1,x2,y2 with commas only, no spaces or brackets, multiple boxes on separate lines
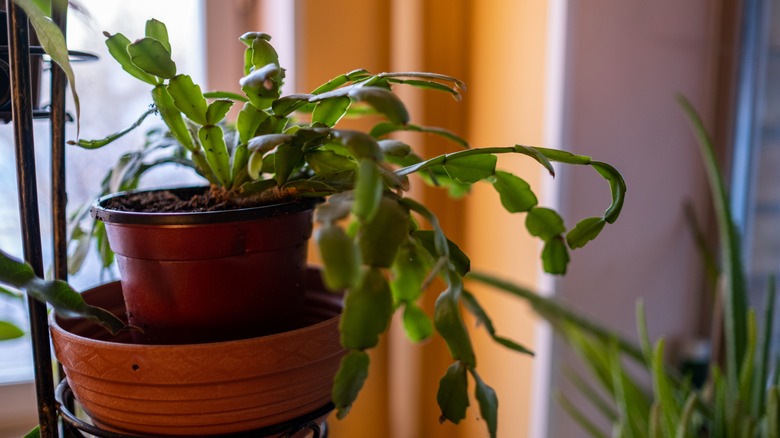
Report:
55,379,332,438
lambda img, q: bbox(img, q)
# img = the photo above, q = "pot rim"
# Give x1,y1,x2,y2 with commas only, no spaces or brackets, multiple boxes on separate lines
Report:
90,186,321,226
49,282,342,353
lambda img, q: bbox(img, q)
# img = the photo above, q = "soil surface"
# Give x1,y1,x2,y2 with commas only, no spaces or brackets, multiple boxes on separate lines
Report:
104,187,281,213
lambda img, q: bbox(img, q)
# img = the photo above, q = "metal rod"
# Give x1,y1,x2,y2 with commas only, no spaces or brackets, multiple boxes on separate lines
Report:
5,1,59,437
51,0,68,285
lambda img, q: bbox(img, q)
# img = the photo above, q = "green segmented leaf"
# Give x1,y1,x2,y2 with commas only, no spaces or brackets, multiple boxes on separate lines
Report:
513,145,556,176
206,99,234,125
250,37,279,70
391,239,430,302
144,18,170,53
526,207,566,241
470,369,498,438
167,75,208,124
370,122,469,148
492,170,537,212
333,350,370,419
313,96,351,127
71,109,155,150
103,32,158,85
352,159,383,222
0,285,21,299
443,154,496,184
378,139,411,157
127,37,176,79
566,217,606,249
247,133,294,153
542,236,570,275
203,90,249,102
305,150,357,176
151,85,196,152
334,130,383,161
237,103,268,144
0,321,24,341
413,230,470,276
435,273,475,366
437,361,470,424
349,86,409,125
198,125,231,186
316,224,361,290
340,267,394,349
247,150,264,180
274,142,303,185
385,78,461,100
402,302,433,342
592,161,626,224
359,197,410,267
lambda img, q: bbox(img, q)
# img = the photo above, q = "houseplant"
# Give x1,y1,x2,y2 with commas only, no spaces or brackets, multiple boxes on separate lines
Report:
1,15,627,438
469,98,779,437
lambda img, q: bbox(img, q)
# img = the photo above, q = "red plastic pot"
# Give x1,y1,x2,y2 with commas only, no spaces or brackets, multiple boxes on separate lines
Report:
91,187,319,344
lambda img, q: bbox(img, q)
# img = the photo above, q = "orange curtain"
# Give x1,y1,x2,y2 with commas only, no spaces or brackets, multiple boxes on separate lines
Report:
205,1,550,436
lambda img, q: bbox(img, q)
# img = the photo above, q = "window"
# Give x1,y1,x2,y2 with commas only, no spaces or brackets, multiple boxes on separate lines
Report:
0,2,205,434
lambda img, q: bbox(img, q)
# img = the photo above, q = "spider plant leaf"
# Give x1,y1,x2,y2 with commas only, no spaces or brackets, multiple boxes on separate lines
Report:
462,290,533,355
127,37,176,79
332,349,370,419
16,0,83,129
340,267,394,350
437,361,470,424
652,339,679,437
0,250,125,334
753,277,776,416
556,392,609,438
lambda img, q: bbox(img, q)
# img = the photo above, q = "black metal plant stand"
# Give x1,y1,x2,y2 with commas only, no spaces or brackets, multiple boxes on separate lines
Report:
6,3,331,437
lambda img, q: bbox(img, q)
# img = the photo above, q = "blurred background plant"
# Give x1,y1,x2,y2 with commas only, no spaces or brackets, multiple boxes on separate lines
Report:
468,97,779,438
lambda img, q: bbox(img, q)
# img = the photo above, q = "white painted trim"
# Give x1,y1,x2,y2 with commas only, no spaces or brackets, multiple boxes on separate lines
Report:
530,1,569,438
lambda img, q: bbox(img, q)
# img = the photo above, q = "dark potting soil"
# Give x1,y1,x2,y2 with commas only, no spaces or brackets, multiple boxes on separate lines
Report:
104,187,278,213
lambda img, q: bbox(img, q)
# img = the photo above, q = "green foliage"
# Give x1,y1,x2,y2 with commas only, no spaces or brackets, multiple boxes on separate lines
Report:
0,250,126,334
16,18,628,436
469,99,780,437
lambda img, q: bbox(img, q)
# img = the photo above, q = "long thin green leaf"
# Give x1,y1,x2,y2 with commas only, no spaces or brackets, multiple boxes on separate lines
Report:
767,387,779,438
608,338,639,438
556,392,609,438
739,310,757,415
675,393,698,438
636,300,653,367
652,339,679,437
468,271,645,362
678,95,747,391
754,276,776,416
15,0,81,130
564,367,619,422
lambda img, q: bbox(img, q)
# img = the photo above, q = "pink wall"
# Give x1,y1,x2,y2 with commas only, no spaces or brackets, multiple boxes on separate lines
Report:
546,0,723,435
